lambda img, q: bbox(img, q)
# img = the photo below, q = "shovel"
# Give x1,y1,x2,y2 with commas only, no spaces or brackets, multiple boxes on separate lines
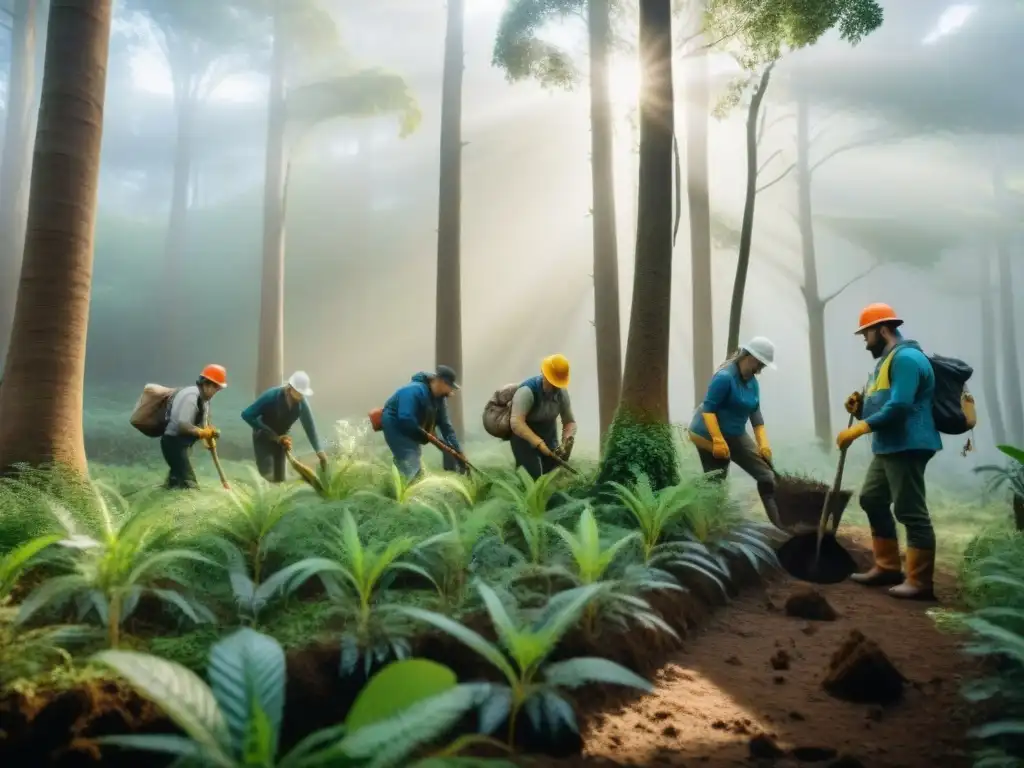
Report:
420,429,483,475
204,439,231,490
285,450,325,495
814,412,856,569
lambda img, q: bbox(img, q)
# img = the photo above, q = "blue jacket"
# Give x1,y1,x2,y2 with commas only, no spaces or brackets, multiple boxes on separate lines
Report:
861,338,941,455
382,372,462,452
689,363,763,439
241,386,323,452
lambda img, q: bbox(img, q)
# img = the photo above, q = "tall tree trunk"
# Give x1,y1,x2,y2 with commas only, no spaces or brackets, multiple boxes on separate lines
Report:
0,0,38,372
796,94,832,448
725,65,772,356
255,5,287,396
0,0,113,475
588,0,622,443
979,248,1007,445
435,0,465,435
617,0,674,422
686,19,713,403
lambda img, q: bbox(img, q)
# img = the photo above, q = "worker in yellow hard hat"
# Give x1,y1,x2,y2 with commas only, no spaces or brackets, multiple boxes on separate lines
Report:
507,354,577,478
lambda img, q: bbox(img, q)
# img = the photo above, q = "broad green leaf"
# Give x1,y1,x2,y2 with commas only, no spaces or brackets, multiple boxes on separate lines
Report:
346,659,458,732
398,607,519,685
0,533,61,599
92,650,231,762
542,656,653,691
997,444,1024,465
207,628,287,759
93,733,207,759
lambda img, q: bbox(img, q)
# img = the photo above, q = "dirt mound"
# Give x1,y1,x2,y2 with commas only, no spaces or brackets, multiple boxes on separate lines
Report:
823,630,905,705
785,588,838,621
774,474,853,533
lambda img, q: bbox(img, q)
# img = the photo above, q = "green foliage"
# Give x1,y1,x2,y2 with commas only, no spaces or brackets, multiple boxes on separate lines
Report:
93,628,493,767
976,444,1024,510
492,0,587,88
491,467,580,564
597,411,679,491
287,68,422,139
704,0,884,67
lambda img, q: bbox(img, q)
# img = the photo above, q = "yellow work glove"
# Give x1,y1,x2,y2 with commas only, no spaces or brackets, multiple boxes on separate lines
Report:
844,391,863,417
196,426,218,441
277,434,293,451
702,412,730,460
753,425,772,462
317,451,329,470
836,420,871,451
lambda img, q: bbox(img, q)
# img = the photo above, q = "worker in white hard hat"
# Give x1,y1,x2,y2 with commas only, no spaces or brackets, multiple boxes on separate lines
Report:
687,337,781,526
241,371,329,482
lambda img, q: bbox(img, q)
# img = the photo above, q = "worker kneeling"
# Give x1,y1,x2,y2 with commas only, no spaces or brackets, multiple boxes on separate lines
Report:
687,338,780,526
242,371,328,483
381,365,465,480
162,364,227,489
499,354,577,479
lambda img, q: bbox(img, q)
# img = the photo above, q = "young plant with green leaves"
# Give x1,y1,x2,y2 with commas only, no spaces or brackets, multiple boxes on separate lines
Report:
546,505,681,638
975,444,1024,531
316,455,385,502
360,465,473,510
675,498,780,579
15,484,216,648
212,540,320,625
401,581,652,747
492,467,579,564
278,508,434,675
0,532,61,605
92,628,503,767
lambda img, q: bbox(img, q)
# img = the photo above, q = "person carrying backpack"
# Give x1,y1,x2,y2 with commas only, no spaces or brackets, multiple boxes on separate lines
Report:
838,302,974,601
161,364,227,489
241,371,329,483
506,354,578,479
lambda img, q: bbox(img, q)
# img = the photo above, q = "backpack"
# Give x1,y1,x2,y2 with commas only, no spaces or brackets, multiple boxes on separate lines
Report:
927,354,976,435
482,382,520,440
130,384,180,438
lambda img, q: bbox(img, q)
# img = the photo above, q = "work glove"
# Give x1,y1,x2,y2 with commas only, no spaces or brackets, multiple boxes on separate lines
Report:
844,391,864,418
836,421,871,451
536,440,555,458
554,435,575,462
277,435,293,451
196,426,219,441
317,451,329,470
753,425,772,463
702,412,730,460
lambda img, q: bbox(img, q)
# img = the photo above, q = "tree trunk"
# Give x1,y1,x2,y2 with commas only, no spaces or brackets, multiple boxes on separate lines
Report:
725,65,772,356
255,4,287,396
685,22,713,404
618,0,674,420
1014,494,1024,533
435,0,465,436
979,248,1006,445
0,0,38,372
0,0,113,475
588,0,622,442
993,166,1024,446
797,94,832,448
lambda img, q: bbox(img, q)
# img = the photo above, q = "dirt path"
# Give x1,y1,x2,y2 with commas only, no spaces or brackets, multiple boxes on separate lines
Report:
536,531,975,767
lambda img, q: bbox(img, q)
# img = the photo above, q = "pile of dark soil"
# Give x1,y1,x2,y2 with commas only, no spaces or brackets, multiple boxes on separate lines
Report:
785,588,838,621
774,474,853,533
823,630,906,705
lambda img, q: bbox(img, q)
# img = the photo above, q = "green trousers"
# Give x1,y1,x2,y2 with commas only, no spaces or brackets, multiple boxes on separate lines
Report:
858,450,935,549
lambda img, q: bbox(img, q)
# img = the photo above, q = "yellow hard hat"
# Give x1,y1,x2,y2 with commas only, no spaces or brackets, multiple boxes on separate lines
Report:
540,354,570,388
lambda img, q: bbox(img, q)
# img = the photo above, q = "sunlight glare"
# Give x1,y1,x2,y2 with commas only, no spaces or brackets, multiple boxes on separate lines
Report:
607,53,642,112
922,3,976,45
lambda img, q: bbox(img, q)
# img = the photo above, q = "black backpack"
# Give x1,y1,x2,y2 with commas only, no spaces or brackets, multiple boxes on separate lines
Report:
926,354,975,435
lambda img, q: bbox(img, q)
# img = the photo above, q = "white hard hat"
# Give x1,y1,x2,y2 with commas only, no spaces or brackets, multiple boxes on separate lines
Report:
286,370,314,396
742,337,776,369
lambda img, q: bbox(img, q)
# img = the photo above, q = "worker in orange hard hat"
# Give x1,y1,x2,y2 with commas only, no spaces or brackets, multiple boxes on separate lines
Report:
505,354,578,478
839,303,941,601
160,364,227,489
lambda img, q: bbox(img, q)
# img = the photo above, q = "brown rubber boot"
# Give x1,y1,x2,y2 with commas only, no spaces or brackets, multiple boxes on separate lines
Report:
849,537,904,587
889,547,936,601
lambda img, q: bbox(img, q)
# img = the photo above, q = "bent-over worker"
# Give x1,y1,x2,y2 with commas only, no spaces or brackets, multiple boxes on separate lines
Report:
509,354,577,479
687,337,781,526
242,371,328,483
381,365,465,480
162,364,227,490
839,303,941,601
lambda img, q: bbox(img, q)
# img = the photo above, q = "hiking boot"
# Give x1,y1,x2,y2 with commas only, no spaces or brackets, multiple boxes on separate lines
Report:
888,547,936,601
850,537,904,587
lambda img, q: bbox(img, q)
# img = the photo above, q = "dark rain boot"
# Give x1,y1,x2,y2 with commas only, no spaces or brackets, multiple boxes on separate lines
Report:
850,537,904,587
888,547,936,601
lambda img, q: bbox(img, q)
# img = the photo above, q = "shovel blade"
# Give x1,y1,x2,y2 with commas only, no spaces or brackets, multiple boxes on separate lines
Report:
778,532,857,585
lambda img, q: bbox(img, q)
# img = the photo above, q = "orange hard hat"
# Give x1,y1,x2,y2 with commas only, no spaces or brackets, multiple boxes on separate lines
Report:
855,303,903,334
199,364,227,388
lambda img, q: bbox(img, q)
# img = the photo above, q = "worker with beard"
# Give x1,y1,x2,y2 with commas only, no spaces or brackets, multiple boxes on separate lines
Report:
839,303,941,601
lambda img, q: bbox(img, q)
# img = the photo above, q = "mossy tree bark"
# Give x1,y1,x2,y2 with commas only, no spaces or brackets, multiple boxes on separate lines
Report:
598,0,678,491
0,0,113,475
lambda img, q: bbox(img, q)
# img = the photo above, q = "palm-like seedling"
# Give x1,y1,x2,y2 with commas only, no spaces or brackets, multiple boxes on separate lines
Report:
0,533,62,604
15,484,216,648
674,501,779,579
316,456,385,502
401,581,652,747
546,505,681,638
212,469,306,584
92,628,502,767
975,445,1024,529
279,508,435,675
360,465,474,510
492,468,579,564
213,541,323,625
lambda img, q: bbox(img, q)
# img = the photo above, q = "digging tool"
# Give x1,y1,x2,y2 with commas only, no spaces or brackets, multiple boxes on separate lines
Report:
205,439,231,490
546,447,581,476
285,450,325,495
419,429,483,475
813,411,857,570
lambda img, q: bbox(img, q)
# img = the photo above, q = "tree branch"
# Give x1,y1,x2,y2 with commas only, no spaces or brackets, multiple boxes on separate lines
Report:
809,134,896,175
757,149,781,176
821,263,880,304
756,163,795,193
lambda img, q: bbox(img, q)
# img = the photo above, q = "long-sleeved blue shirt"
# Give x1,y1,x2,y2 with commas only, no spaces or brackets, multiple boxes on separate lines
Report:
861,338,941,455
241,386,323,452
688,363,764,439
381,371,462,452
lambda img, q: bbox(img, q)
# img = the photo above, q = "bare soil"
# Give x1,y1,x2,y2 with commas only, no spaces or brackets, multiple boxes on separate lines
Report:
527,530,974,768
